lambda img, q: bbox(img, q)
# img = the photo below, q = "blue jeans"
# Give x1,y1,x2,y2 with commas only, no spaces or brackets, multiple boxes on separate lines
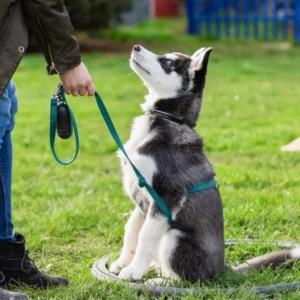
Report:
0,81,18,240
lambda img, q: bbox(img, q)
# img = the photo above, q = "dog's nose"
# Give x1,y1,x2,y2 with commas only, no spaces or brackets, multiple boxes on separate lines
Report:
133,45,141,52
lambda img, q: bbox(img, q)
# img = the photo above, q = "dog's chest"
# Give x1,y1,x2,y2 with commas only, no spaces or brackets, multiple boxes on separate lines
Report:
118,115,157,209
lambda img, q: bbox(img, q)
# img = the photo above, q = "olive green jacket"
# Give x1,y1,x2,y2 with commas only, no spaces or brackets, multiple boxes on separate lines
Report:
0,0,81,96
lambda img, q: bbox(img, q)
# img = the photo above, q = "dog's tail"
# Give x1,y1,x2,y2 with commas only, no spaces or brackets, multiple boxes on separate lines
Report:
232,247,300,274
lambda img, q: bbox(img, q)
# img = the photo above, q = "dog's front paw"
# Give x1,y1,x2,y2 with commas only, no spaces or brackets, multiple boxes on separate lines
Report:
110,259,127,275
118,264,145,281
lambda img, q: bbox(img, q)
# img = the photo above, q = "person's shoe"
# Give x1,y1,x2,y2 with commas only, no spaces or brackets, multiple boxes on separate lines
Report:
0,288,29,300
0,233,69,289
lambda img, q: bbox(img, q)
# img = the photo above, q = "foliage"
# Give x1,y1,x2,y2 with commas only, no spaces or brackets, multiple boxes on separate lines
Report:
64,0,132,31
27,0,132,51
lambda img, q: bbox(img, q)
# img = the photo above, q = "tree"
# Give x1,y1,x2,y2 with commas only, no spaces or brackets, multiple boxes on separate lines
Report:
64,0,132,31
27,0,132,51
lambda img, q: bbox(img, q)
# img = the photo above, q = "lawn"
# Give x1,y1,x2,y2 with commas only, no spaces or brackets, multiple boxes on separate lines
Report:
9,20,300,299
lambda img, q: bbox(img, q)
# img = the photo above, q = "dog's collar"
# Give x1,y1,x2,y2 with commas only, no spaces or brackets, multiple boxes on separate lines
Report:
145,110,185,126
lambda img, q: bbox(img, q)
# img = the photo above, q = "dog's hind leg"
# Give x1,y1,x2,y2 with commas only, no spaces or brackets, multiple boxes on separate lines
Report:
169,235,225,281
144,229,182,286
110,207,144,274
118,209,169,281
157,229,182,280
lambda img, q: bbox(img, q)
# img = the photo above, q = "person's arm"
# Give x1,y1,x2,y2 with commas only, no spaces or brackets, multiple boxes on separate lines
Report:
23,0,95,96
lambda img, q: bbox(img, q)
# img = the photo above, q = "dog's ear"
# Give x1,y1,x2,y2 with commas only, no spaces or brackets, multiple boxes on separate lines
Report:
191,47,213,73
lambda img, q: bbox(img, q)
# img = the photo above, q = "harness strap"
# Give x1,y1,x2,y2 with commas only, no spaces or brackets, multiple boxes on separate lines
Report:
188,178,219,193
49,86,219,224
147,110,185,126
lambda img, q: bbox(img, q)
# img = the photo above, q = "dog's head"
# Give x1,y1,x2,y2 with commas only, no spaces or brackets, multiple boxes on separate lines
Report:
130,45,212,127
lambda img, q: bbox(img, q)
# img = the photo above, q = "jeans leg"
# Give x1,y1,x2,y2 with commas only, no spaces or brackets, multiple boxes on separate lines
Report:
0,81,17,240
0,132,13,240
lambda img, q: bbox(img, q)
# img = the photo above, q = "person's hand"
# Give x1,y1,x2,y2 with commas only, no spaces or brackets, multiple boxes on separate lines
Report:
59,62,95,97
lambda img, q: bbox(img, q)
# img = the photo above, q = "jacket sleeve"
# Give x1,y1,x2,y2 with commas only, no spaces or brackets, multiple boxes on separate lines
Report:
24,0,81,75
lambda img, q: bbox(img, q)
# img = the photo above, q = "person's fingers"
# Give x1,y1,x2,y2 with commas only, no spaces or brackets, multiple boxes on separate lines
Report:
64,85,71,95
72,89,79,97
78,87,86,96
59,62,95,97
86,82,95,96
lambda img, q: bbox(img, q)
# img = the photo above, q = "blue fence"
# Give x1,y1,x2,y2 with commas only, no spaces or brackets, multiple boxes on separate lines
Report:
185,0,300,44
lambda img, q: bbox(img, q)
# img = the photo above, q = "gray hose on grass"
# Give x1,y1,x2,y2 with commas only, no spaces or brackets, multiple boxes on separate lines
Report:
92,239,300,296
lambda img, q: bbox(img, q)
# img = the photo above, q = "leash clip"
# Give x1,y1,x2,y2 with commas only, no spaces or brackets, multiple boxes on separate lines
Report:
53,83,64,103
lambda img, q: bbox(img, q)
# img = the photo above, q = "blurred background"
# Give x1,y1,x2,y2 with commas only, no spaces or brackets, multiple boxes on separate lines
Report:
27,0,300,52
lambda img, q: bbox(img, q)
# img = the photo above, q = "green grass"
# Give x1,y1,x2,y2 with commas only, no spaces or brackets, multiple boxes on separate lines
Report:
98,17,295,44
98,18,185,43
8,22,300,299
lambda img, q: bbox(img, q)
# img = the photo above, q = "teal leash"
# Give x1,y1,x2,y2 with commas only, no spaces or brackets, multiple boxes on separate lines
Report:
49,86,219,224
50,85,79,165
93,91,173,224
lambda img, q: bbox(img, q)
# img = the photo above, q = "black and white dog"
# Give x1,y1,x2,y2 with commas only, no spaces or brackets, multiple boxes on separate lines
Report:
109,45,300,282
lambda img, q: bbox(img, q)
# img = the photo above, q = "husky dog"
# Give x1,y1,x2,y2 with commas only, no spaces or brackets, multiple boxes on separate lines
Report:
109,45,300,282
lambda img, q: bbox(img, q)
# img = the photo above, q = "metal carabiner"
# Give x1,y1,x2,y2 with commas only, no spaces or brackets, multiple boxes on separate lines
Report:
53,83,64,103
